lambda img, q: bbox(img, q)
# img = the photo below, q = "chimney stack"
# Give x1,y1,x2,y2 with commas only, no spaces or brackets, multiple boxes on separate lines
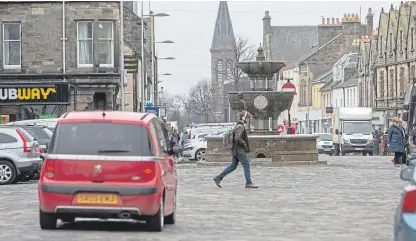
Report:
321,17,325,25
265,11,269,17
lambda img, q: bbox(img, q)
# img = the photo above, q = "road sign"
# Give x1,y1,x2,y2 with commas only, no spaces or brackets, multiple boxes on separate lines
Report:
145,101,153,108
158,106,166,117
145,106,158,115
281,81,297,95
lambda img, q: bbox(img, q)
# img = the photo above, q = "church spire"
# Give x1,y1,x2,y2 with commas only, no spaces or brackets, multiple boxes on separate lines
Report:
210,1,235,52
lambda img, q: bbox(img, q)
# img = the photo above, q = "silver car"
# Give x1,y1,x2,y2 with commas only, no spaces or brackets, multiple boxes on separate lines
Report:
0,126,43,185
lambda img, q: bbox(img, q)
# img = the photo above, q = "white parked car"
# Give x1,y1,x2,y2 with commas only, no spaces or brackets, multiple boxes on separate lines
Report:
183,139,207,161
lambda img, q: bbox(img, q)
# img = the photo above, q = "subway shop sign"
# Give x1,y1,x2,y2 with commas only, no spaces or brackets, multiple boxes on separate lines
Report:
0,83,70,105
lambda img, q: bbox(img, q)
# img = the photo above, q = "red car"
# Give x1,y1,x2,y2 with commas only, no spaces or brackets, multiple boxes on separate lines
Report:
38,111,178,231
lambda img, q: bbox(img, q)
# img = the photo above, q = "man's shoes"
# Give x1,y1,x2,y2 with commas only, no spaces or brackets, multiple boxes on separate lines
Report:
213,178,222,188
245,183,259,188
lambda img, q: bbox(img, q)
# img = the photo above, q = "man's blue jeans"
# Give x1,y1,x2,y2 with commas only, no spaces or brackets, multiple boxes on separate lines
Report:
215,155,252,185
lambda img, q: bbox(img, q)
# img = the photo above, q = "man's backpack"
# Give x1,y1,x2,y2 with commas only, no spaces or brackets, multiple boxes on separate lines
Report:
223,124,243,149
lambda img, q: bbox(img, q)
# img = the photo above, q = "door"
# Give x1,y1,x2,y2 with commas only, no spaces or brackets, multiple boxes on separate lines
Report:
149,119,176,214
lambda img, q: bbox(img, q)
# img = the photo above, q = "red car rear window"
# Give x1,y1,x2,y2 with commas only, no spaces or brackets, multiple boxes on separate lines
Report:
49,122,154,156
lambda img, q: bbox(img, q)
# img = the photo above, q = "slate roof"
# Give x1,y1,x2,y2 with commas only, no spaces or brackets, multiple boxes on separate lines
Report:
320,79,335,91
284,33,344,69
341,75,358,88
269,26,318,62
312,69,333,84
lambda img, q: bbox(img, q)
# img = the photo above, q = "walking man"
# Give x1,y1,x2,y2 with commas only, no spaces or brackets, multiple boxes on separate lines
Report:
213,110,258,189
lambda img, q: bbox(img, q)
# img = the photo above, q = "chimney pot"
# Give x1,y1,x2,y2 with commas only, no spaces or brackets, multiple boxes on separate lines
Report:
321,17,325,25
368,8,372,14
327,18,330,25
265,11,269,17
355,13,359,20
332,17,335,24
336,18,340,24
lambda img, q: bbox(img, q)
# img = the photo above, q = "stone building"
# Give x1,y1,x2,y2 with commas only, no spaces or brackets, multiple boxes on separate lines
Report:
0,1,144,121
210,1,236,122
288,12,372,133
372,2,416,127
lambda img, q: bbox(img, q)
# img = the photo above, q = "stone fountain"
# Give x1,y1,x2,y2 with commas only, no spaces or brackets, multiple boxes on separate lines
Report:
199,46,325,166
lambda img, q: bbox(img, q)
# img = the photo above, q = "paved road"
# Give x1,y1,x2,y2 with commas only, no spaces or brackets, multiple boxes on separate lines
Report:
0,155,405,241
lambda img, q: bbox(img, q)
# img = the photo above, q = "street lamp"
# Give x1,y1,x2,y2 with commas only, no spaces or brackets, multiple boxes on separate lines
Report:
158,57,175,60
155,40,174,44
139,9,170,112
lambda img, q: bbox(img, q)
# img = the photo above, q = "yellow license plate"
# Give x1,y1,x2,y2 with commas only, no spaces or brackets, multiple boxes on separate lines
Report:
76,193,119,205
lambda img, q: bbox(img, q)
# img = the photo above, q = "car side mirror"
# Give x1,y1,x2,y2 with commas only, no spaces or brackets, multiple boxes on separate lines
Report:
400,167,413,181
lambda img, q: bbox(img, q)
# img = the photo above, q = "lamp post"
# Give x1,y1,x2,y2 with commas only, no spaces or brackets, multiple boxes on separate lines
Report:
146,10,170,108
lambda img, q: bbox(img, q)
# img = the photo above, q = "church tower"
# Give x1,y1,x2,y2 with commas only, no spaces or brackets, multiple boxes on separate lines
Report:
210,1,235,122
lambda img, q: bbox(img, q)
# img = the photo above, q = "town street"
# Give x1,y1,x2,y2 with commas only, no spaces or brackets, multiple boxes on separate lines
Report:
0,156,403,241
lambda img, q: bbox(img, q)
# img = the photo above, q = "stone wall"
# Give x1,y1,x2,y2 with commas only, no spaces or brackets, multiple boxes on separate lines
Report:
203,134,320,166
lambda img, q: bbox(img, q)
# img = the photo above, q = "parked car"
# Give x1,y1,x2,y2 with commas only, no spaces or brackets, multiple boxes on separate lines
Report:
183,139,207,161
394,157,416,241
0,126,42,185
316,133,334,155
8,118,59,131
184,132,210,145
5,124,53,156
38,111,179,231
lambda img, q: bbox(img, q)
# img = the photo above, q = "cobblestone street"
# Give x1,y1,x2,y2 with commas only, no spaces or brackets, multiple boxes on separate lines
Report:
0,155,405,241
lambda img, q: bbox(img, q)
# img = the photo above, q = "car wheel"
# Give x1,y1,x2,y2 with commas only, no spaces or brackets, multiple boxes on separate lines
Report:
39,210,57,230
0,160,16,185
195,149,206,161
164,192,176,225
146,196,164,232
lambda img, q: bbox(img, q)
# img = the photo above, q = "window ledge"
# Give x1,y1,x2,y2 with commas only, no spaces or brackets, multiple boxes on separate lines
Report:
3,65,21,69
78,64,94,68
99,64,114,68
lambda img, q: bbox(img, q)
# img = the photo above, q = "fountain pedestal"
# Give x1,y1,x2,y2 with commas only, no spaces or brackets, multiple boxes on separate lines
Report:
200,45,324,166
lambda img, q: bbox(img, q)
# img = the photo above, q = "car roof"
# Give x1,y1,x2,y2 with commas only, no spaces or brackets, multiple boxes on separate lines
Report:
59,111,155,124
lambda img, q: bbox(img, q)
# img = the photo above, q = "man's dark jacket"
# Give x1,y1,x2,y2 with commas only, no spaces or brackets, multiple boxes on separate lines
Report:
231,121,250,156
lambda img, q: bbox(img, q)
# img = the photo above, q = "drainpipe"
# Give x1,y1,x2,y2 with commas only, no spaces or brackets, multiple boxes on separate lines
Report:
62,0,66,76
62,0,68,112
70,85,78,111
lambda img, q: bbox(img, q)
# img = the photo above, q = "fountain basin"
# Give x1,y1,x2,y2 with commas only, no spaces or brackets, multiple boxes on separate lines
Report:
228,91,294,119
198,134,326,167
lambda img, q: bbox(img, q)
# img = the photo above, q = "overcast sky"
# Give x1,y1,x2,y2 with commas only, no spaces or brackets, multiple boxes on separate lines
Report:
137,1,396,95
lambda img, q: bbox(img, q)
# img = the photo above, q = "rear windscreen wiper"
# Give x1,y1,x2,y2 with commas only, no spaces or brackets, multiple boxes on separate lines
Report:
97,149,130,153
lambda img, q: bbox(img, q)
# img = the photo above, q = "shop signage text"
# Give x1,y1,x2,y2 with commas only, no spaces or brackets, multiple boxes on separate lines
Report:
0,83,70,105
0,87,56,100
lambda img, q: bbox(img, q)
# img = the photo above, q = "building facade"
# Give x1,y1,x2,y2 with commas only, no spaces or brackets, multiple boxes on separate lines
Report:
210,1,236,122
0,1,145,121
372,2,416,128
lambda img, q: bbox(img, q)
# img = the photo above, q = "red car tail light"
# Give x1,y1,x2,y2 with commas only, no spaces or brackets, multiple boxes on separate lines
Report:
41,159,56,179
16,129,31,153
402,189,416,213
39,148,45,153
